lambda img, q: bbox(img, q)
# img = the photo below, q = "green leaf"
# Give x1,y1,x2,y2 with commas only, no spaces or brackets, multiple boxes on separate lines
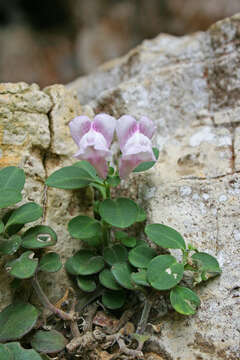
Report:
38,253,62,273
31,330,67,354
5,203,43,230
0,166,25,191
128,245,156,268
21,225,57,249
2,210,24,236
0,220,4,233
0,344,13,360
191,252,221,280
5,251,38,279
102,290,126,310
0,235,22,255
99,198,138,228
131,269,149,287
77,276,96,292
145,224,186,250
6,342,42,360
115,231,137,248
68,216,101,240
99,269,122,290
65,250,104,275
107,175,121,187
0,302,39,342
170,286,201,315
111,262,135,290
103,245,128,266
73,160,103,183
0,189,22,208
136,206,146,222
133,147,159,173
147,255,184,290
45,166,96,189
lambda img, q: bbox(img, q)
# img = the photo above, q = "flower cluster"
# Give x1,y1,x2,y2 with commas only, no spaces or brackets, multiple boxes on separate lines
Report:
69,113,156,179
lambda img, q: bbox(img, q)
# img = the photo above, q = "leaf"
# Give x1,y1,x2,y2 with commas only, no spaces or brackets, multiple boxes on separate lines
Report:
77,276,96,292
65,250,104,275
102,290,126,310
191,252,221,280
45,166,96,189
73,160,103,183
38,253,62,273
131,269,149,287
103,245,128,266
0,220,4,233
99,269,122,290
115,231,137,248
0,166,25,191
147,255,184,290
136,206,146,222
133,147,159,173
111,262,135,290
0,235,22,255
99,198,138,228
21,225,57,249
145,224,186,250
31,330,67,354
0,302,39,342
107,175,121,187
6,342,42,360
128,245,156,268
0,189,22,208
1,210,24,236
170,286,201,315
5,203,43,230
6,251,38,279
68,216,101,240
0,344,13,360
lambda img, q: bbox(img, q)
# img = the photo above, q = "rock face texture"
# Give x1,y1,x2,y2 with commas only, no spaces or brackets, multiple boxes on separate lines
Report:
1,13,240,360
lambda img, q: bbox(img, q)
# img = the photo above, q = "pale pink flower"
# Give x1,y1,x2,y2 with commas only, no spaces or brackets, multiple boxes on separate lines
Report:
116,115,156,179
69,113,116,178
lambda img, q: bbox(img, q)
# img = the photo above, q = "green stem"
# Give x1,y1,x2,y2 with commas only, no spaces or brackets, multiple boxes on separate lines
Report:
136,298,152,334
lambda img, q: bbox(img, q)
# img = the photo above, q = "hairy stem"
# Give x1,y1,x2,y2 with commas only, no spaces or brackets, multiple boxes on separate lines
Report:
136,298,152,334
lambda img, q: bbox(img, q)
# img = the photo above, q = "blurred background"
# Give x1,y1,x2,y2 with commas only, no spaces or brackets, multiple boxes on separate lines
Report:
0,0,240,87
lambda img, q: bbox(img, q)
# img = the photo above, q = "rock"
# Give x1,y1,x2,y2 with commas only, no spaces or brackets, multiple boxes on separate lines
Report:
68,14,240,359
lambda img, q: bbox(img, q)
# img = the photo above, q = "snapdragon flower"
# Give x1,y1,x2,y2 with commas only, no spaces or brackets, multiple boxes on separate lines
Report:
69,113,116,179
116,115,156,179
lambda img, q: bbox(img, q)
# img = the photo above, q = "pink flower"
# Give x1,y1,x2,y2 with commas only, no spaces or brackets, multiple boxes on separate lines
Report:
116,115,156,179
69,113,116,178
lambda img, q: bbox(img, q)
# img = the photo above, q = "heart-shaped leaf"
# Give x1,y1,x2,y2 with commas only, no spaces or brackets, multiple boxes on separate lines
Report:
68,216,101,240
0,189,22,208
191,252,221,280
31,330,67,354
77,276,96,292
111,262,135,290
147,255,184,290
0,167,25,191
5,203,43,230
99,198,138,228
6,342,42,360
38,253,62,273
102,290,126,310
115,231,136,248
103,245,128,266
0,344,13,360
0,235,22,255
99,269,122,290
133,147,159,173
131,269,149,287
45,166,96,189
145,224,186,250
0,302,39,342
21,225,57,249
170,286,201,315
65,250,104,275
6,251,38,279
128,245,156,268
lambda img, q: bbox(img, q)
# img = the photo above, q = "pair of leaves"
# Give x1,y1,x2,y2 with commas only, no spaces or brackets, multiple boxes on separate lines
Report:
0,167,25,208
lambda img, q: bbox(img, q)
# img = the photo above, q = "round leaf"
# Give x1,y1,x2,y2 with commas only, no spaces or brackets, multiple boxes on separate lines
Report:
65,250,104,275
131,269,149,287
77,276,96,292
128,245,156,268
191,252,221,279
99,198,138,228
21,225,57,249
115,231,136,248
6,342,42,360
0,189,22,208
103,245,128,266
0,344,13,360
170,286,201,315
38,253,62,273
0,302,39,342
102,290,126,310
68,216,101,240
0,166,25,191
31,330,67,354
147,255,184,290
45,166,95,189
5,203,43,229
6,251,38,279
0,235,22,255
111,262,135,290
145,224,186,250
99,269,122,290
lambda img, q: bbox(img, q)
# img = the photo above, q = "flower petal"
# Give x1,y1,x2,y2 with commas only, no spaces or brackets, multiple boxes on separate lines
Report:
93,113,116,147
116,115,137,150
139,116,156,139
69,116,91,146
